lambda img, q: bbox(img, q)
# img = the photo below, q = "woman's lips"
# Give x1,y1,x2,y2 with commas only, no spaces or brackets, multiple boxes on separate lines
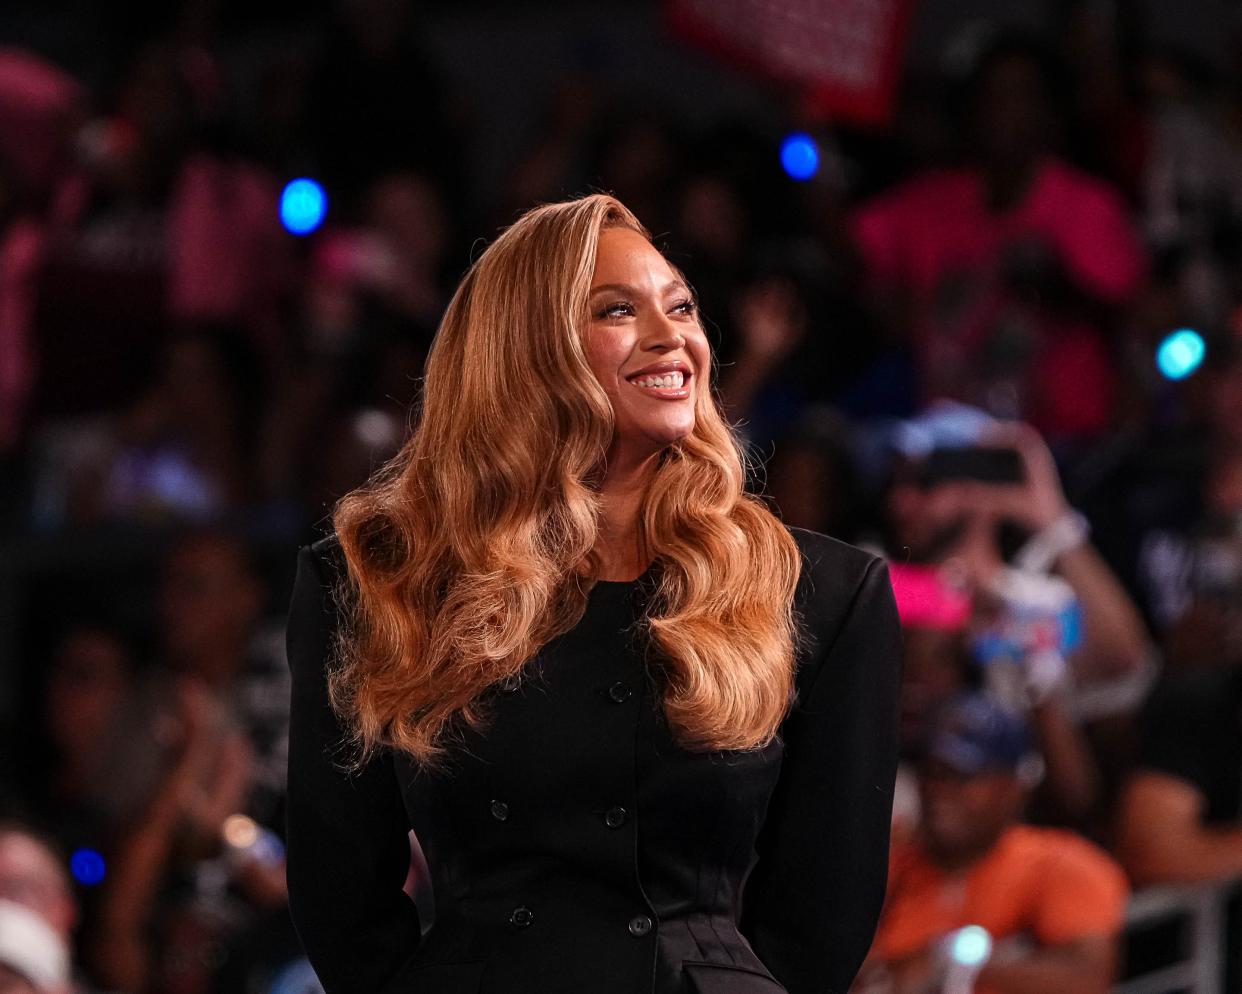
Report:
627,378,691,399
625,366,691,399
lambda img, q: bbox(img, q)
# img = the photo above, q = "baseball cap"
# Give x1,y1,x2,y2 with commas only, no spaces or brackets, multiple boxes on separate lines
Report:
925,691,1037,776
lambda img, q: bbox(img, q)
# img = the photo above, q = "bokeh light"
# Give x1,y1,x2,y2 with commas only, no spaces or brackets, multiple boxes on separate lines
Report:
280,178,328,235
780,133,819,181
223,813,260,849
949,925,992,966
1156,328,1206,380
70,848,106,886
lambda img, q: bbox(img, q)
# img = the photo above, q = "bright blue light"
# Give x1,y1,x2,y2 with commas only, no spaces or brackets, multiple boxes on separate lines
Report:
1157,328,1206,380
280,178,327,236
949,925,992,966
780,133,820,181
70,848,106,886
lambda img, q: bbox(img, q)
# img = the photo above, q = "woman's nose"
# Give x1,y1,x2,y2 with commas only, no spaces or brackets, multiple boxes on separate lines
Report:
641,311,686,351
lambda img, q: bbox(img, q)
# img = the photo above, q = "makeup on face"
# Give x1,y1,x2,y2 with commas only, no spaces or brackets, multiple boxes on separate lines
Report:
583,228,710,459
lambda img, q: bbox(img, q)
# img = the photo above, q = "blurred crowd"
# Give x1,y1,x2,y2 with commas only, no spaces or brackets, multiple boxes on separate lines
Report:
1,1,1241,993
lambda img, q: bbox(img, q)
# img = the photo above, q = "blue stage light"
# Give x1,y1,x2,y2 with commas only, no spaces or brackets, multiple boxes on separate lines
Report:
280,178,327,236
1156,328,1205,380
70,848,106,886
780,133,819,181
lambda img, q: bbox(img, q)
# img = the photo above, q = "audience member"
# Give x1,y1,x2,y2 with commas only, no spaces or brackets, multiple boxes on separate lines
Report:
849,32,1147,442
1114,660,1242,886
0,820,105,994
854,692,1129,994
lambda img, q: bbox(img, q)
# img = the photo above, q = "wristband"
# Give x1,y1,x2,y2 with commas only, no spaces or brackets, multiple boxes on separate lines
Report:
1014,509,1091,573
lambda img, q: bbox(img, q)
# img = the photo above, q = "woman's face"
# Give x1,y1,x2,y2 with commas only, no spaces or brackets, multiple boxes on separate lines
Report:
583,226,710,470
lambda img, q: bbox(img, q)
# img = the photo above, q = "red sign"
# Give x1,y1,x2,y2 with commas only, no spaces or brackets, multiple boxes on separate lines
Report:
667,0,915,127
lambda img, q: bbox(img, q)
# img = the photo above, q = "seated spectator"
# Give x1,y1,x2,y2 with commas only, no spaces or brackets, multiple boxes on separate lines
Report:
885,561,975,847
855,692,1129,994
18,624,146,853
84,527,292,993
0,819,103,993
1114,661,1242,886
1158,472,1242,675
1089,333,1242,643
27,325,265,530
874,407,1157,829
882,408,1152,696
0,898,69,994
848,32,1147,443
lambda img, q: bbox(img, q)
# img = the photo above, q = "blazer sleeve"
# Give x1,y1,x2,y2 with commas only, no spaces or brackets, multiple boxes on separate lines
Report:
739,554,904,994
285,542,424,994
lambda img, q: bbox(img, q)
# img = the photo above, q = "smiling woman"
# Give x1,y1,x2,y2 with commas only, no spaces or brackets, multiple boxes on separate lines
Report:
582,226,712,580
284,193,903,994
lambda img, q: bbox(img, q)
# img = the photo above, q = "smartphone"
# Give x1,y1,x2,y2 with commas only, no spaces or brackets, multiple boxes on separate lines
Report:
921,446,1025,487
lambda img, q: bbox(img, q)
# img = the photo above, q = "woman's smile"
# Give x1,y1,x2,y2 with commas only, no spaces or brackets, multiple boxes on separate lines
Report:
584,226,710,463
624,360,693,399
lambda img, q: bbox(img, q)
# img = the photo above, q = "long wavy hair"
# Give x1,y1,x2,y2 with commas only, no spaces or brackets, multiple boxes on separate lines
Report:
327,193,803,773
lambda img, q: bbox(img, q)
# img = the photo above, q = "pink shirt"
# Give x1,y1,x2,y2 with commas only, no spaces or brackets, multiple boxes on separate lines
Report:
851,155,1147,435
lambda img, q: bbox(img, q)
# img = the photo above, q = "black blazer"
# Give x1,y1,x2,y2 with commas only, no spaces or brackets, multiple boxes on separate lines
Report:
285,526,902,994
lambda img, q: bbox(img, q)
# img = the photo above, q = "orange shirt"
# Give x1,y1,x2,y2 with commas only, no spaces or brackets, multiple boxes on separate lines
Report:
872,824,1128,977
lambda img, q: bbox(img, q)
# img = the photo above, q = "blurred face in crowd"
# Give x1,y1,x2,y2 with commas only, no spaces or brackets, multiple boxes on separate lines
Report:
917,759,1024,867
767,441,838,534
972,52,1054,173
1206,358,1242,449
1205,452,1242,519
0,831,76,938
583,227,710,472
367,172,448,268
885,464,971,562
676,174,745,262
158,335,240,431
159,535,262,675
900,628,970,748
44,628,132,764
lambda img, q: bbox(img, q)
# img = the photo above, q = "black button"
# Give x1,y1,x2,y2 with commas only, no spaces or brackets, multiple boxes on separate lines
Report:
490,799,509,821
604,805,628,828
627,914,652,936
510,905,534,928
607,681,633,703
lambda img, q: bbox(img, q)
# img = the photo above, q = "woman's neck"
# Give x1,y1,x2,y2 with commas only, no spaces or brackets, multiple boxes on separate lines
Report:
594,451,656,581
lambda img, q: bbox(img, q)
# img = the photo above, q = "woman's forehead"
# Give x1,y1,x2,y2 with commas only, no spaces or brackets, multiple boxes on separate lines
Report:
591,227,676,285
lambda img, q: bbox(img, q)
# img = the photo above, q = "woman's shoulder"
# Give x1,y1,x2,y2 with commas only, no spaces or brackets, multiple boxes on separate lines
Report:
784,526,892,656
785,525,885,594
303,529,346,580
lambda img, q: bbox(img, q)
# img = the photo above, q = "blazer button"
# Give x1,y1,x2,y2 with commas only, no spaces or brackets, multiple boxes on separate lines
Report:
510,905,534,928
607,681,632,703
627,915,653,936
604,805,628,828
490,799,509,821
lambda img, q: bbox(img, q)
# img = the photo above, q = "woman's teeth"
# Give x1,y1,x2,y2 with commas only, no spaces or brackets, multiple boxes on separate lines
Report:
632,371,685,389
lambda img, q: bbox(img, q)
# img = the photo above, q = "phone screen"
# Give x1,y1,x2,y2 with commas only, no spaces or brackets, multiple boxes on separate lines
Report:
921,446,1025,487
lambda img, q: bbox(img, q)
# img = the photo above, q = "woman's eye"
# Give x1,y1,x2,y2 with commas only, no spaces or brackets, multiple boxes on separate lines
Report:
596,301,634,318
672,298,697,316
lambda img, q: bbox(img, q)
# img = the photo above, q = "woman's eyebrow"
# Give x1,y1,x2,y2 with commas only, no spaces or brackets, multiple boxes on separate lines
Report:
589,282,635,297
589,279,689,297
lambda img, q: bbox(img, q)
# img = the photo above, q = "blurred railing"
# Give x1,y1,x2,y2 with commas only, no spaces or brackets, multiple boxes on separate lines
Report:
1116,874,1242,994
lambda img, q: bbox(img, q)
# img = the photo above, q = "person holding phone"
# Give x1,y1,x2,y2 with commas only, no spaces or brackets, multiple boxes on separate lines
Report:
880,409,1152,829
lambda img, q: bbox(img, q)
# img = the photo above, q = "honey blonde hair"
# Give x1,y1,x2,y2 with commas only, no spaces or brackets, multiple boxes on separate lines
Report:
328,194,802,773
